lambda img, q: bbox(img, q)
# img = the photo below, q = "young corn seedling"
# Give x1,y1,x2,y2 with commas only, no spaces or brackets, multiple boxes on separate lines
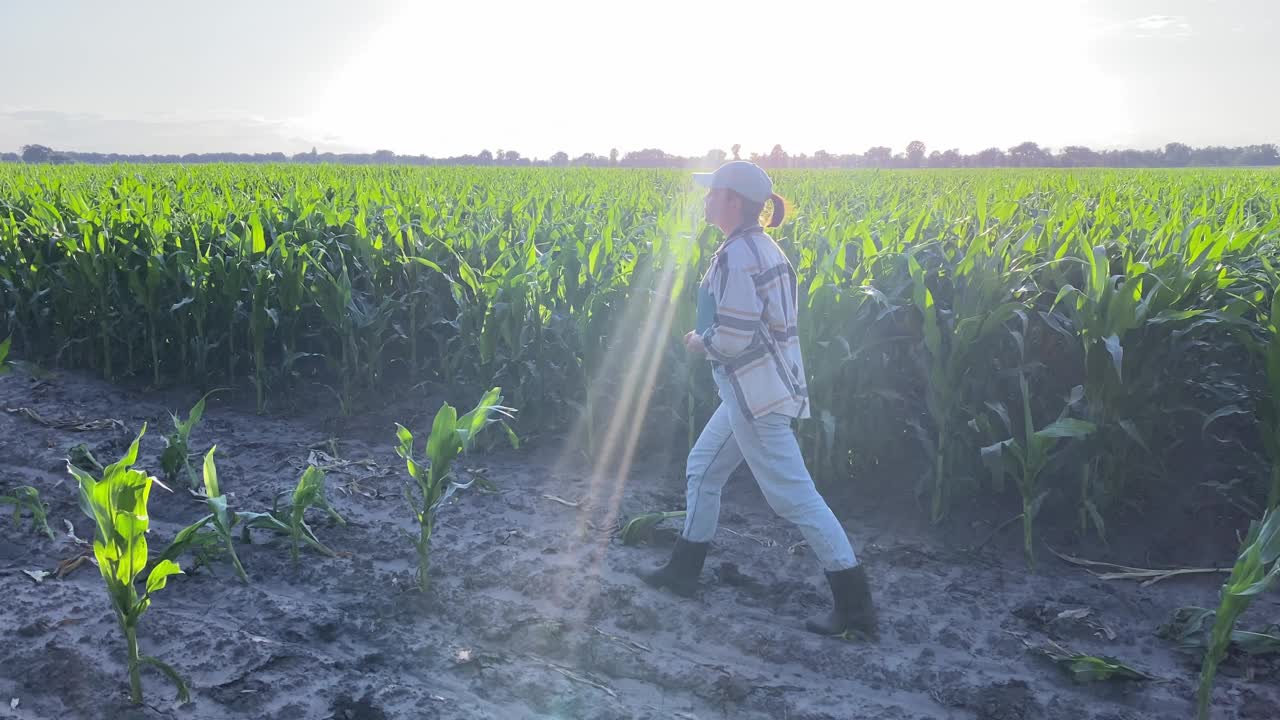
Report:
395,386,516,592
0,485,56,540
160,391,215,488
211,465,344,565
1195,507,1280,720
0,335,11,375
620,510,686,546
1016,635,1155,683
280,465,345,563
68,443,105,474
163,462,343,570
68,425,189,705
154,516,223,575
197,447,248,581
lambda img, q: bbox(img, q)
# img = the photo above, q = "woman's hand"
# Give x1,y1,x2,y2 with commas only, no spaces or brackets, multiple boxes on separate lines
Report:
684,330,707,355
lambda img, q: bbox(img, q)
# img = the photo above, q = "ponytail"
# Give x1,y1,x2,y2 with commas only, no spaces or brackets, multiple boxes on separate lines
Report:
765,192,787,228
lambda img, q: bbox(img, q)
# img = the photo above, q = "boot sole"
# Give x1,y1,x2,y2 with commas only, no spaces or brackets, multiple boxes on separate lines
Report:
640,574,697,597
806,623,877,642
837,628,878,643
645,580,697,597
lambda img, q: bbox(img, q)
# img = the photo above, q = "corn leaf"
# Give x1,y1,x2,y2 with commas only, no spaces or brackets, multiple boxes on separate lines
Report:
144,559,183,595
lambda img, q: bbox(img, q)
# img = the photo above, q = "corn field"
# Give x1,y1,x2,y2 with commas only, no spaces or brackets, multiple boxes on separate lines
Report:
3,164,1280,542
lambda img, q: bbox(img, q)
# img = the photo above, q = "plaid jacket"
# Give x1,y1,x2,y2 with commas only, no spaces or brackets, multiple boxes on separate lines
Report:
699,225,810,420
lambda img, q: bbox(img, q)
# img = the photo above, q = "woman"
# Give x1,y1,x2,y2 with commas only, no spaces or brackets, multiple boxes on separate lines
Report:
639,160,878,641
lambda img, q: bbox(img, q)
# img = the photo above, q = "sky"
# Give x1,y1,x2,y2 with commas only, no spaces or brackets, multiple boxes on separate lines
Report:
1,0,1276,158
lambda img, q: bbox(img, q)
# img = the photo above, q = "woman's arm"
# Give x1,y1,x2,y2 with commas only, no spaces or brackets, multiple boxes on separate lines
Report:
700,264,762,361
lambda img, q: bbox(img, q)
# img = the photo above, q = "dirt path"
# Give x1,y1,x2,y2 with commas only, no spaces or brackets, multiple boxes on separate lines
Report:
0,370,1276,719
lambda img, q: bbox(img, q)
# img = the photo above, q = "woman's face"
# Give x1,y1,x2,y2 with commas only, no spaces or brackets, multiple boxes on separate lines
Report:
702,188,741,234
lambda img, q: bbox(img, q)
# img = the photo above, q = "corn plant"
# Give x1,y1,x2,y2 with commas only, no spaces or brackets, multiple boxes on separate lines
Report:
125,247,173,387
0,485,56,539
981,317,1094,568
4,165,1280,542
395,387,517,591
1160,606,1280,657
235,467,345,564
794,216,909,484
161,462,342,572
154,515,224,574
0,335,10,375
1048,236,1220,540
192,447,248,581
248,263,273,414
1016,636,1155,683
1246,258,1280,510
620,510,685,545
279,465,345,562
67,426,189,705
1195,508,1280,719
312,260,363,414
160,392,214,488
908,241,1025,523
68,443,105,474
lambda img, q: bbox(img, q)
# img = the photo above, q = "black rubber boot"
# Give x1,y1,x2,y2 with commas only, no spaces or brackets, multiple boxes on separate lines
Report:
639,537,709,597
805,565,879,641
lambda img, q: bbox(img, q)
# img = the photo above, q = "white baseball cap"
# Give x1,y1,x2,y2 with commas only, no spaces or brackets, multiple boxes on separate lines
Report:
692,161,774,203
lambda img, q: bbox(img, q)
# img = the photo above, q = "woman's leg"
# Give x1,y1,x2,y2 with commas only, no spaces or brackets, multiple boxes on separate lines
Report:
640,399,744,597
727,409,877,638
682,400,745,542
728,410,856,570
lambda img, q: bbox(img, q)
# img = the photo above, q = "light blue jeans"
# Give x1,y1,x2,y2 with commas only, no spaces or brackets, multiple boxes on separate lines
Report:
682,368,858,571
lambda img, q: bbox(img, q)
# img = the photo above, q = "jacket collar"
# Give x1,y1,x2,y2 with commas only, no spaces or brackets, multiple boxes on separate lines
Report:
715,223,762,254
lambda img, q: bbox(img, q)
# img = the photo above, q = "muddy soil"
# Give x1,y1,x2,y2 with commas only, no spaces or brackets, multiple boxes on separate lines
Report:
0,369,1277,720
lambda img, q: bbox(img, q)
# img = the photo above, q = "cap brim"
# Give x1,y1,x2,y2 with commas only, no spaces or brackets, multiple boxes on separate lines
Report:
691,173,716,188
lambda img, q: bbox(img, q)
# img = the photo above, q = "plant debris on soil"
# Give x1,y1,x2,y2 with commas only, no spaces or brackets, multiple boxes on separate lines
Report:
1,370,1278,719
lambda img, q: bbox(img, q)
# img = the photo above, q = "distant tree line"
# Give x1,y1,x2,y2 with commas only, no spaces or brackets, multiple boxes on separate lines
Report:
6,140,1280,169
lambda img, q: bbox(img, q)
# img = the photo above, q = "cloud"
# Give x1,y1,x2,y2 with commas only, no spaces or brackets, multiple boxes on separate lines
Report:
0,109,358,155
1129,14,1193,37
